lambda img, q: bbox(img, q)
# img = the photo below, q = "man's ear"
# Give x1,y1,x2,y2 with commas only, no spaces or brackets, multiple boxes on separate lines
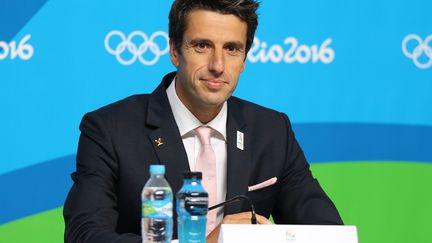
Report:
169,40,180,67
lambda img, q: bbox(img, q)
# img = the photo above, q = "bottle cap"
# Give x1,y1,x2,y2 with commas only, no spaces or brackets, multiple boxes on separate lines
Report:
150,165,165,175
183,171,202,179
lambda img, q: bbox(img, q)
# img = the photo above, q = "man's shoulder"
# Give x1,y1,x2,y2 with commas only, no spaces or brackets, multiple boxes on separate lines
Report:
229,96,291,128
89,94,151,121
228,96,295,143
229,96,284,117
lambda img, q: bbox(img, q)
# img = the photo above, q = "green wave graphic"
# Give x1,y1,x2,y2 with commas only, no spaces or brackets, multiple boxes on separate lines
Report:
0,207,64,243
1,161,431,243
312,161,432,243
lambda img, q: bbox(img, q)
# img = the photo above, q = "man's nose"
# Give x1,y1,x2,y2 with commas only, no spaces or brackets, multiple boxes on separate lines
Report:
208,49,225,75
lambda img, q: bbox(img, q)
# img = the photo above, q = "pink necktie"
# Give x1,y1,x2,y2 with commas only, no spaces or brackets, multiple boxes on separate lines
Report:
195,126,217,236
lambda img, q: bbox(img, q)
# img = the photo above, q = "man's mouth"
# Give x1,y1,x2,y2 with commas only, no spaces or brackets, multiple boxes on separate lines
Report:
201,79,227,89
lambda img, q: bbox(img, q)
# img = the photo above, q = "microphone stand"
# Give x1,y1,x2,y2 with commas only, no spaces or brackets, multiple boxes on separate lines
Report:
208,195,257,224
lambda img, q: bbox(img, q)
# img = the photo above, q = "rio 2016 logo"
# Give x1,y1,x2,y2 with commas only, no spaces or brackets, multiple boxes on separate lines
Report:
247,37,335,64
0,34,34,61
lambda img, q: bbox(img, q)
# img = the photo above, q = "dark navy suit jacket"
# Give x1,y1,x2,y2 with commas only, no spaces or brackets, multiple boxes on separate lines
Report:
64,72,342,242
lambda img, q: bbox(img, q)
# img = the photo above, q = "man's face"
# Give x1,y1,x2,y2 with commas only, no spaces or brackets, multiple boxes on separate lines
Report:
170,9,247,120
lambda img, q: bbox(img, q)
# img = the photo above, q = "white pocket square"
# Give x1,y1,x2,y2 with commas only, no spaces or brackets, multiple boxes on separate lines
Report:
248,177,277,191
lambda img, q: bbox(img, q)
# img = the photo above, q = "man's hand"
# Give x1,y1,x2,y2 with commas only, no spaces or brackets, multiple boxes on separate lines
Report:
222,212,273,224
206,212,272,243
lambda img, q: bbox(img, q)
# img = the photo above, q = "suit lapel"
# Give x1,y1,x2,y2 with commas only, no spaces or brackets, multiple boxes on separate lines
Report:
146,72,190,194
225,98,251,214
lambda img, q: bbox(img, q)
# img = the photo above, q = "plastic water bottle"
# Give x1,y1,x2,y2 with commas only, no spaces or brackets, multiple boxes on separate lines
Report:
176,171,208,243
142,165,173,243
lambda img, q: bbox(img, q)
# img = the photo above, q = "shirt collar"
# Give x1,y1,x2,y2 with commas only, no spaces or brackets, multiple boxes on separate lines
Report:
166,78,227,140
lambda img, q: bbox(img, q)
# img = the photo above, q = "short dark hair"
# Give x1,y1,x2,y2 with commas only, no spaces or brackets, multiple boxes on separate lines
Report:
169,0,260,55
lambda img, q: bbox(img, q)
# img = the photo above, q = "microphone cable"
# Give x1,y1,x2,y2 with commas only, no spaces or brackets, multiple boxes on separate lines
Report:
208,195,257,224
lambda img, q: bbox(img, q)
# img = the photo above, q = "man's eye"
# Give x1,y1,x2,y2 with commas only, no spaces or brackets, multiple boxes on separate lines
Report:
226,46,241,55
228,46,236,51
194,43,210,52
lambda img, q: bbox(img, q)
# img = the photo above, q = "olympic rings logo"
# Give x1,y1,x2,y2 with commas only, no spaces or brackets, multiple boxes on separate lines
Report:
402,34,432,69
104,30,169,66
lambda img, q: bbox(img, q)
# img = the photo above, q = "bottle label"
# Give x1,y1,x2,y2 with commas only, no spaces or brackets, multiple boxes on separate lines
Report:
178,192,208,216
142,199,173,219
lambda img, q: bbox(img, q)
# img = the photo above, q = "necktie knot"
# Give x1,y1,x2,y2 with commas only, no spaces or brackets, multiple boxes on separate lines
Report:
195,126,212,145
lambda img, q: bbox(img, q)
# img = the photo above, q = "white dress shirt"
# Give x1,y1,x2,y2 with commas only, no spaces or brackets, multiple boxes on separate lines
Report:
166,79,227,225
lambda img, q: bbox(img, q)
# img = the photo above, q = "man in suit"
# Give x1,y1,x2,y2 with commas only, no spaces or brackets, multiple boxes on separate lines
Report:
64,0,343,242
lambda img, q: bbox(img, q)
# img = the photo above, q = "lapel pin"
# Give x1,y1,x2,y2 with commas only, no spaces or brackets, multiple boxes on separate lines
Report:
236,131,244,150
154,138,164,147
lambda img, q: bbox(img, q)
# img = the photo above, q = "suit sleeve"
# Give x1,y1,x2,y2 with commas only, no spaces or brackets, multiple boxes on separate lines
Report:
63,112,141,243
272,113,343,225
